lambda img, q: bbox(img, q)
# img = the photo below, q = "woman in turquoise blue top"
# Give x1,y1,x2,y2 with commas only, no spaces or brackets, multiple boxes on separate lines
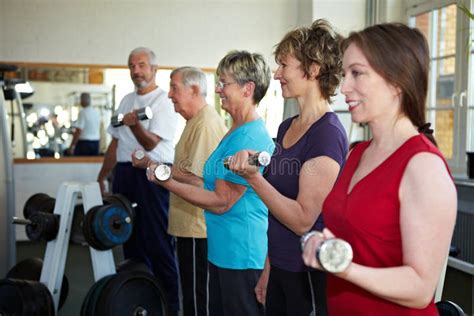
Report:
147,50,275,316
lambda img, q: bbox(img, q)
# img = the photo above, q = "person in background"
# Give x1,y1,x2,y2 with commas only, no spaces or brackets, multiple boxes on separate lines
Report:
302,23,457,315
67,92,101,155
146,50,275,316
97,47,180,315
132,66,227,316
229,19,348,316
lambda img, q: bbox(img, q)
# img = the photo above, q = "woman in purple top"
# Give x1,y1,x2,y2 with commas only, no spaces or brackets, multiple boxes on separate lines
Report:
228,20,348,315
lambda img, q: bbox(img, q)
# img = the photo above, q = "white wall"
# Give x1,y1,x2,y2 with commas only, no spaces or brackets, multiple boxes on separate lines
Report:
0,0,386,70
0,0,303,69
313,0,366,35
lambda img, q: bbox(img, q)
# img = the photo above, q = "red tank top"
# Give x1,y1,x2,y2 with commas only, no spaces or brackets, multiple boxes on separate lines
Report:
323,134,448,316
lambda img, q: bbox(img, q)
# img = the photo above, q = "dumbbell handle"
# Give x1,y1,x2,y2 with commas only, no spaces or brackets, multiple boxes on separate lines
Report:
112,216,132,230
223,151,271,170
111,106,153,128
12,217,33,225
114,217,131,225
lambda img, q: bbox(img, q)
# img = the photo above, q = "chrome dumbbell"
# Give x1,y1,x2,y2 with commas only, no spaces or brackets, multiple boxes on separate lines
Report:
223,151,271,170
134,150,145,160
111,106,153,127
300,231,353,273
149,163,172,181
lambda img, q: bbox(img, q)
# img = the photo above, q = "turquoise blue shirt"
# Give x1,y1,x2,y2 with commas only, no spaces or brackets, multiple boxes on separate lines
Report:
203,119,275,269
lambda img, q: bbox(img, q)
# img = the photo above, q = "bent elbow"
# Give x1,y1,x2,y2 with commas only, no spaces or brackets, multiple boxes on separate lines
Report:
296,221,319,236
208,203,230,215
144,142,158,151
405,292,435,309
295,227,310,237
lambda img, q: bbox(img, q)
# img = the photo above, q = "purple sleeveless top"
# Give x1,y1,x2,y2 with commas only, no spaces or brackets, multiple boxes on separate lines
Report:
264,112,348,272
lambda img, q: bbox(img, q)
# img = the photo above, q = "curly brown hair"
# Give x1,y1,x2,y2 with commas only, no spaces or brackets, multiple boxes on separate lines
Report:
274,19,343,102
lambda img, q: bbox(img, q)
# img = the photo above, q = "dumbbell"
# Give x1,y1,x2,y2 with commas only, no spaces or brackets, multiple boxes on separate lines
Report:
300,231,353,273
134,149,145,160
150,163,172,181
111,106,153,127
223,151,271,170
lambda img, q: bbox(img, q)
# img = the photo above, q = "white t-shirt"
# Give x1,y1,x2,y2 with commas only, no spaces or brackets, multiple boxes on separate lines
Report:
72,106,100,140
107,87,178,163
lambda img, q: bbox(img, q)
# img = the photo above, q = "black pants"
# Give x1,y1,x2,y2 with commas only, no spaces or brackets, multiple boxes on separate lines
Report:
177,237,208,316
113,163,179,313
208,262,264,316
74,140,99,156
266,265,327,316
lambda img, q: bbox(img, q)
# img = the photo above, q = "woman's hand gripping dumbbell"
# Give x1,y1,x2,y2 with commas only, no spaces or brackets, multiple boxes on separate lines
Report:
224,150,271,178
301,228,353,274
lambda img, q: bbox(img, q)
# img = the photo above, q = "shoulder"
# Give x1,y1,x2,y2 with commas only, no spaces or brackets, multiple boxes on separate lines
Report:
312,113,346,136
401,141,454,199
121,92,135,103
200,106,225,123
230,121,273,149
405,151,450,181
242,119,271,139
153,88,172,105
307,113,348,147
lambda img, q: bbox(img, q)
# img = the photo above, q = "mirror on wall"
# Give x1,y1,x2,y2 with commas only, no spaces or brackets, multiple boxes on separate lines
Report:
2,64,122,159
2,62,286,160
1,64,173,159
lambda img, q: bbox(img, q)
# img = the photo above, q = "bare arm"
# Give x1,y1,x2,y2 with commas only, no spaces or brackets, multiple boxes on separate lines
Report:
123,112,161,151
172,168,204,187
97,138,118,193
231,150,340,235
303,152,457,308
147,164,246,214
255,256,270,304
131,152,204,187
67,128,82,154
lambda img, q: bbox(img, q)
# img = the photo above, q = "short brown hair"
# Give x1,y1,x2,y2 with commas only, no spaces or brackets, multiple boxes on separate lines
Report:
274,19,342,102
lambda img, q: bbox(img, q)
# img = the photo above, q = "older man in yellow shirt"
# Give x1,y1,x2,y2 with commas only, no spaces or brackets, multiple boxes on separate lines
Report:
133,66,226,316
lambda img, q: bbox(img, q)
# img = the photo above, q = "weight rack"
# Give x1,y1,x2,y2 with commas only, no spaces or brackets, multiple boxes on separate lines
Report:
35,182,116,313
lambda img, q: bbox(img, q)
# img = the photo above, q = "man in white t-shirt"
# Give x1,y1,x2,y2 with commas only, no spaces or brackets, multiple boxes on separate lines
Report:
67,92,100,155
97,47,179,315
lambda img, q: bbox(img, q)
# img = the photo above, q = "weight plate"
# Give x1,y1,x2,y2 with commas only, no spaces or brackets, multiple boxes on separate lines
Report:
103,194,135,221
93,205,132,249
97,271,169,316
116,258,152,275
81,275,114,316
23,193,55,219
436,300,465,316
83,206,109,250
0,279,54,315
6,257,69,310
25,212,59,242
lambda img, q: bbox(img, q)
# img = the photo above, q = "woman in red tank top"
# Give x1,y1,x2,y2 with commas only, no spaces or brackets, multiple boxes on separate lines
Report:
301,23,457,315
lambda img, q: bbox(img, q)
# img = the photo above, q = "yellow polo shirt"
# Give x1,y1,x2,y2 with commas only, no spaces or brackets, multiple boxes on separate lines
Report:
168,105,227,238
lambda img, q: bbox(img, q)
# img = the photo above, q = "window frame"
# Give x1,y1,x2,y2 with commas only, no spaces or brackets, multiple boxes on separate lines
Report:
406,0,471,175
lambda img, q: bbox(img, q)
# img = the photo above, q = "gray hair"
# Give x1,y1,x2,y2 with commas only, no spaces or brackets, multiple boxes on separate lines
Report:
170,67,208,97
217,50,271,104
129,47,158,66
